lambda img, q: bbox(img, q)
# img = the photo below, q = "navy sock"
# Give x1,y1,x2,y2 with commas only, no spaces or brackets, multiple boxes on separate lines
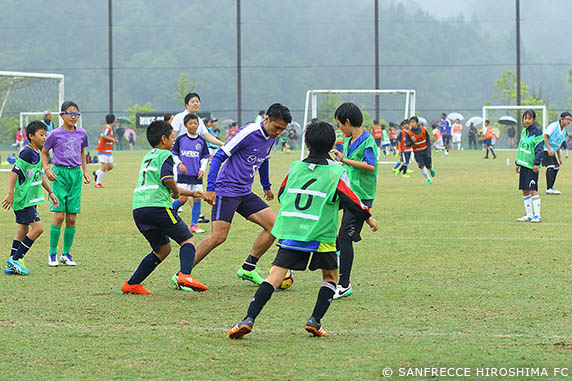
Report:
11,240,20,258
128,252,161,285
246,281,275,321
13,236,34,260
311,282,337,324
490,148,496,158
242,255,259,271
172,199,183,210
337,238,354,288
179,243,196,274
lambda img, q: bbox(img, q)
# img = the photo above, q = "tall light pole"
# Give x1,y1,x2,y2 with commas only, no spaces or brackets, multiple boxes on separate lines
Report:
108,0,113,114
516,0,521,134
236,0,242,126
374,0,380,121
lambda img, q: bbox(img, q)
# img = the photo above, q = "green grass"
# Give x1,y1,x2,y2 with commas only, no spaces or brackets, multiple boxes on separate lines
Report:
1,149,572,380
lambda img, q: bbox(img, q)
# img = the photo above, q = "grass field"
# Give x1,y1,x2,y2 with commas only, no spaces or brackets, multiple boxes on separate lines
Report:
1,148,572,380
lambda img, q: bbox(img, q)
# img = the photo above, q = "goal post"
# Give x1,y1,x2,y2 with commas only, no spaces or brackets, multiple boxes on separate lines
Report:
300,89,416,159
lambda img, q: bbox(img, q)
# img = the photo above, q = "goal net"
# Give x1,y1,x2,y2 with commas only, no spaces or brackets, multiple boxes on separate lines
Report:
0,71,64,148
482,105,547,150
299,89,416,159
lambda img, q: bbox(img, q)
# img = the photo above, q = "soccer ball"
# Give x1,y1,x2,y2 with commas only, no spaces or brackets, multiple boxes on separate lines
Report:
270,268,295,290
285,149,291,154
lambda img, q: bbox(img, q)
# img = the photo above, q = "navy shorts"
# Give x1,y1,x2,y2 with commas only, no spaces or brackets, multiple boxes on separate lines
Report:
414,150,432,169
483,138,492,147
518,166,539,191
374,138,382,147
400,151,411,164
542,153,560,170
443,135,451,145
339,199,373,242
133,207,192,252
211,192,269,223
272,247,338,271
14,206,40,225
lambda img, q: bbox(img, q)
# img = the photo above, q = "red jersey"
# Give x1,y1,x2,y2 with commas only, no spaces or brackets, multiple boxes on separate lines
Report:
96,125,114,153
409,126,429,151
484,126,495,139
397,129,412,152
432,128,442,141
452,123,462,134
388,127,397,140
372,124,383,139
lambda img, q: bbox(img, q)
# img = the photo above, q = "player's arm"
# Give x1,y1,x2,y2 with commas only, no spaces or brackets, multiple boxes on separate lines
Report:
405,132,414,147
205,149,229,204
543,131,554,157
277,172,289,202
40,147,57,181
81,147,90,184
160,156,179,199
41,174,59,208
557,147,563,165
339,153,375,172
1,172,17,209
335,173,378,232
258,158,274,201
203,130,224,147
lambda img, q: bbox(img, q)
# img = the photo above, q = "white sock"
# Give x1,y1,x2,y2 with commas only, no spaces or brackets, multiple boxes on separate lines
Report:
532,195,541,217
96,169,105,184
523,195,532,217
457,143,461,151
421,167,430,180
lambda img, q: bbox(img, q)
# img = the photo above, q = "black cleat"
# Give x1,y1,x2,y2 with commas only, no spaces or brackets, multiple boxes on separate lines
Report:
228,317,253,339
304,317,328,337
197,215,210,223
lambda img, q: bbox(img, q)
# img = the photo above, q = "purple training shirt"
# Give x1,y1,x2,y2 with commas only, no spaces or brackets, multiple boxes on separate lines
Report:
215,122,277,196
44,126,89,167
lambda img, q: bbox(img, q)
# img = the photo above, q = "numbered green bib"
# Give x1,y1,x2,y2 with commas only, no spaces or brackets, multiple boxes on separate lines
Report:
343,134,378,200
132,148,173,209
516,128,543,170
272,161,345,243
13,152,44,211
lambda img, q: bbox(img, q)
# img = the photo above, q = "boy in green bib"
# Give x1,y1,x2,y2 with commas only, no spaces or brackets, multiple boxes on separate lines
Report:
2,121,59,275
228,120,378,339
330,102,378,299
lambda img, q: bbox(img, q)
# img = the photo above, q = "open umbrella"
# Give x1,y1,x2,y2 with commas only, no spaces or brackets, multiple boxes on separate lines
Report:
222,119,236,126
465,116,482,127
117,116,131,124
498,116,517,125
447,112,464,121
418,117,428,126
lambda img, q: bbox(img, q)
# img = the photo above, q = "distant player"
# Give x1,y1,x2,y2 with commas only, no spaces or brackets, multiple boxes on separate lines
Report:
439,113,451,152
380,125,391,158
515,110,544,223
193,103,292,287
371,121,383,157
431,124,447,156
482,120,497,159
228,119,378,339
388,123,397,155
542,112,570,195
451,118,462,151
2,121,59,275
121,120,206,294
93,114,118,188
171,114,210,233
41,101,90,267
330,102,378,299
393,119,412,177
406,116,434,184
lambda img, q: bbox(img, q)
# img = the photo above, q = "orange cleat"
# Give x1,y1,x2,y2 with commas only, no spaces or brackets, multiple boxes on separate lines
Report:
177,272,208,292
122,281,152,295
305,317,328,337
228,317,253,339
95,183,103,188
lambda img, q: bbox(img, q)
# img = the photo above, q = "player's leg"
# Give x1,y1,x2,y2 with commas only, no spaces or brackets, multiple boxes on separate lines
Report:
60,167,83,265
189,184,205,233
426,155,435,178
60,213,78,266
6,222,30,275
306,254,338,337
193,220,231,266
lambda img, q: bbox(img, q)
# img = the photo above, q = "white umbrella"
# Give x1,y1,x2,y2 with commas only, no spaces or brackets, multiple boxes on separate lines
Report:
498,116,517,125
447,112,464,121
465,116,483,127
418,117,428,126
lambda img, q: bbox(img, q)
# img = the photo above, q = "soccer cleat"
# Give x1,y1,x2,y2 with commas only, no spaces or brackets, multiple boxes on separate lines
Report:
92,170,97,184
48,253,59,267
401,173,410,178
121,281,152,295
305,317,328,337
7,257,30,275
517,215,532,222
95,183,103,188
530,215,542,223
228,317,254,339
333,284,353,300
430,168,435,177
237,266,263,285
545,188,554,194
189,225,205,234
176,272,208,292
426,179,432,185
548,188,561,195
394,169,400,177
197,215,210,223
5,265,15,275
171,273,193,292
60,254,77,266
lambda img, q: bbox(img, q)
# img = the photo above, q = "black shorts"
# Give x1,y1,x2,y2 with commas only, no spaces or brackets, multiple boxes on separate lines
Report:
542,153,560,169
272,247,338,271
211,192,269,223
443,135,451,145
390,139,397,146
400,151,411,164
414,150,432,169
374,138,382,147
518,166,539,191
14,206,40,225
338,199,373,242
133,207,192,251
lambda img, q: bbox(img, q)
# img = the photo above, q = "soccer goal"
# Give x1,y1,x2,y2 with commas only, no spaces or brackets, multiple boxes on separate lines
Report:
0,71,64,149
482,105,547,150
300,89,416,159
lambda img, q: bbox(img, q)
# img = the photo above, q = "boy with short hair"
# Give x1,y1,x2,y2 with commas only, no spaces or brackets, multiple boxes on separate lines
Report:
406,116,435,184
94,113,118,188
330,102,378,299
121,120,207,294
2,121,59,275
228,120,378,339
41,101,90,267
171,113,210,233
393,119,412,177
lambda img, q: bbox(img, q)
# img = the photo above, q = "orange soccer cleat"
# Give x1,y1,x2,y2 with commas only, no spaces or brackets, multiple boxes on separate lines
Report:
121,281,152,295
176,272,208,292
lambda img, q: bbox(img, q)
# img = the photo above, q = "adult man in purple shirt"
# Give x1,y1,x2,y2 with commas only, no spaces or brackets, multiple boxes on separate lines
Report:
192,103,292,287
439,113,451,152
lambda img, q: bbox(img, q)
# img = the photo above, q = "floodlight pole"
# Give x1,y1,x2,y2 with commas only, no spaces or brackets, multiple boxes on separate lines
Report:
374,0,380,121
515,0,521,136
108,0,114,114
236,0,242,126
